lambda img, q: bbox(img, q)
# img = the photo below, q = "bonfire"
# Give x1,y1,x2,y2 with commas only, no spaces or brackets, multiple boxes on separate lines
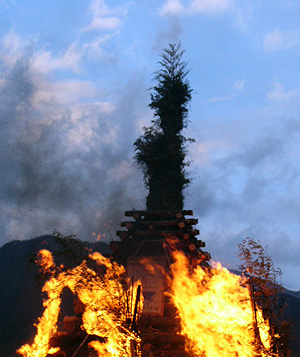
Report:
17,241,276,357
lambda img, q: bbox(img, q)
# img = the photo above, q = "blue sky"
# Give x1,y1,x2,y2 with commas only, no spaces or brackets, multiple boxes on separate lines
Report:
0,0,299,290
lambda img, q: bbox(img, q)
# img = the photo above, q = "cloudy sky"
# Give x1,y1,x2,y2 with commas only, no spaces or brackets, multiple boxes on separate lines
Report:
0,0,299,290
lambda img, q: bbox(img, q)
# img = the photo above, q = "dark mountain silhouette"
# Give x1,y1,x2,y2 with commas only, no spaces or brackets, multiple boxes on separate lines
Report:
0,236,299,356
284,289,300,299
281,292,300,356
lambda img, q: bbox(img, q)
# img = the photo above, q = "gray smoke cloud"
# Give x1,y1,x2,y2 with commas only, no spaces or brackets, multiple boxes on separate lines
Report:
185,114,300,289
0,58,147,245
153,16,184,53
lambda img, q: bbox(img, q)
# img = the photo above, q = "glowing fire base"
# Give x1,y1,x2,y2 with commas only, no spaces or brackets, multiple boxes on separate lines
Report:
17,210,277,357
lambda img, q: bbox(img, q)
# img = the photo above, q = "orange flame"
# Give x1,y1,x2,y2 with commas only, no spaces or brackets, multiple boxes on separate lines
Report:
17,250,141,357
169,251,277,357
17,246,278,356
36,249,55,271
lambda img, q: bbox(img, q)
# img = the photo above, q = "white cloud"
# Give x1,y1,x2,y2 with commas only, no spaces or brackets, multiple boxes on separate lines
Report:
72,102,114,118
232,5,249,33
191,141,229,167
82,34,116,59
31,43,82,74
159,0,184,16
267,82,299,102
0,30,82,74
188,0,233,15
32,79,98,107
233,80,244,91
263,29,300,52
84,16,121,32
209,79,244,102
209,93,237,103
1,29,21,55
82,0,126,32
31,37,117,74
1,28,119,75
0,29,31,66
159,0,233,16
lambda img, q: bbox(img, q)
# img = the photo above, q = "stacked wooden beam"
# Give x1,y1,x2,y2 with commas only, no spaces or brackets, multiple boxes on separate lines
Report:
113,210,211,356
113,210,211,267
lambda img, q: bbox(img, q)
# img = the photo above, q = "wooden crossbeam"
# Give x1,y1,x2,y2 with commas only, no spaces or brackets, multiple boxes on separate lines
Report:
178,240,205,248
116,229,199,240
124,210,194,219
121,218,198,230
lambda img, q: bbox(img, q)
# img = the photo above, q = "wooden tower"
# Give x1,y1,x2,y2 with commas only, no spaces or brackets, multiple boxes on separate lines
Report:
112,209,211,357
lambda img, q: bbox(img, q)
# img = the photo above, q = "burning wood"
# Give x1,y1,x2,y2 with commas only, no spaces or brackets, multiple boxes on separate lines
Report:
17,215,278,357
169,251,277,357
17,250,141,357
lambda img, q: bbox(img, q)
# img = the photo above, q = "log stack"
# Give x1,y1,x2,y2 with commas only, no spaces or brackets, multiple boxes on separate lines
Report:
112,210,211,357
113,210,210,268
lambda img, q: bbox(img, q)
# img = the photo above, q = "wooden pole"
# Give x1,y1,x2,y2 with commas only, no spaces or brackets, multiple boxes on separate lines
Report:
248,282,263,354
132,285,141,332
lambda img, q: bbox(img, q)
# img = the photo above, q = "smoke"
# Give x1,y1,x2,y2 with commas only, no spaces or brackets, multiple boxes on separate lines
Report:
185,114,300,289
0,57,147,245
152,16,184,53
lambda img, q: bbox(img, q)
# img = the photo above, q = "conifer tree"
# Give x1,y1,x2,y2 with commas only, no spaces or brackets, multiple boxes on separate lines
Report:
134,43,192,211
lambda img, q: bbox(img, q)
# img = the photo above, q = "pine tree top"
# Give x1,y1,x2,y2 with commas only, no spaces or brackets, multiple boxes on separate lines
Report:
134,43,193,210
149,43,192,135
